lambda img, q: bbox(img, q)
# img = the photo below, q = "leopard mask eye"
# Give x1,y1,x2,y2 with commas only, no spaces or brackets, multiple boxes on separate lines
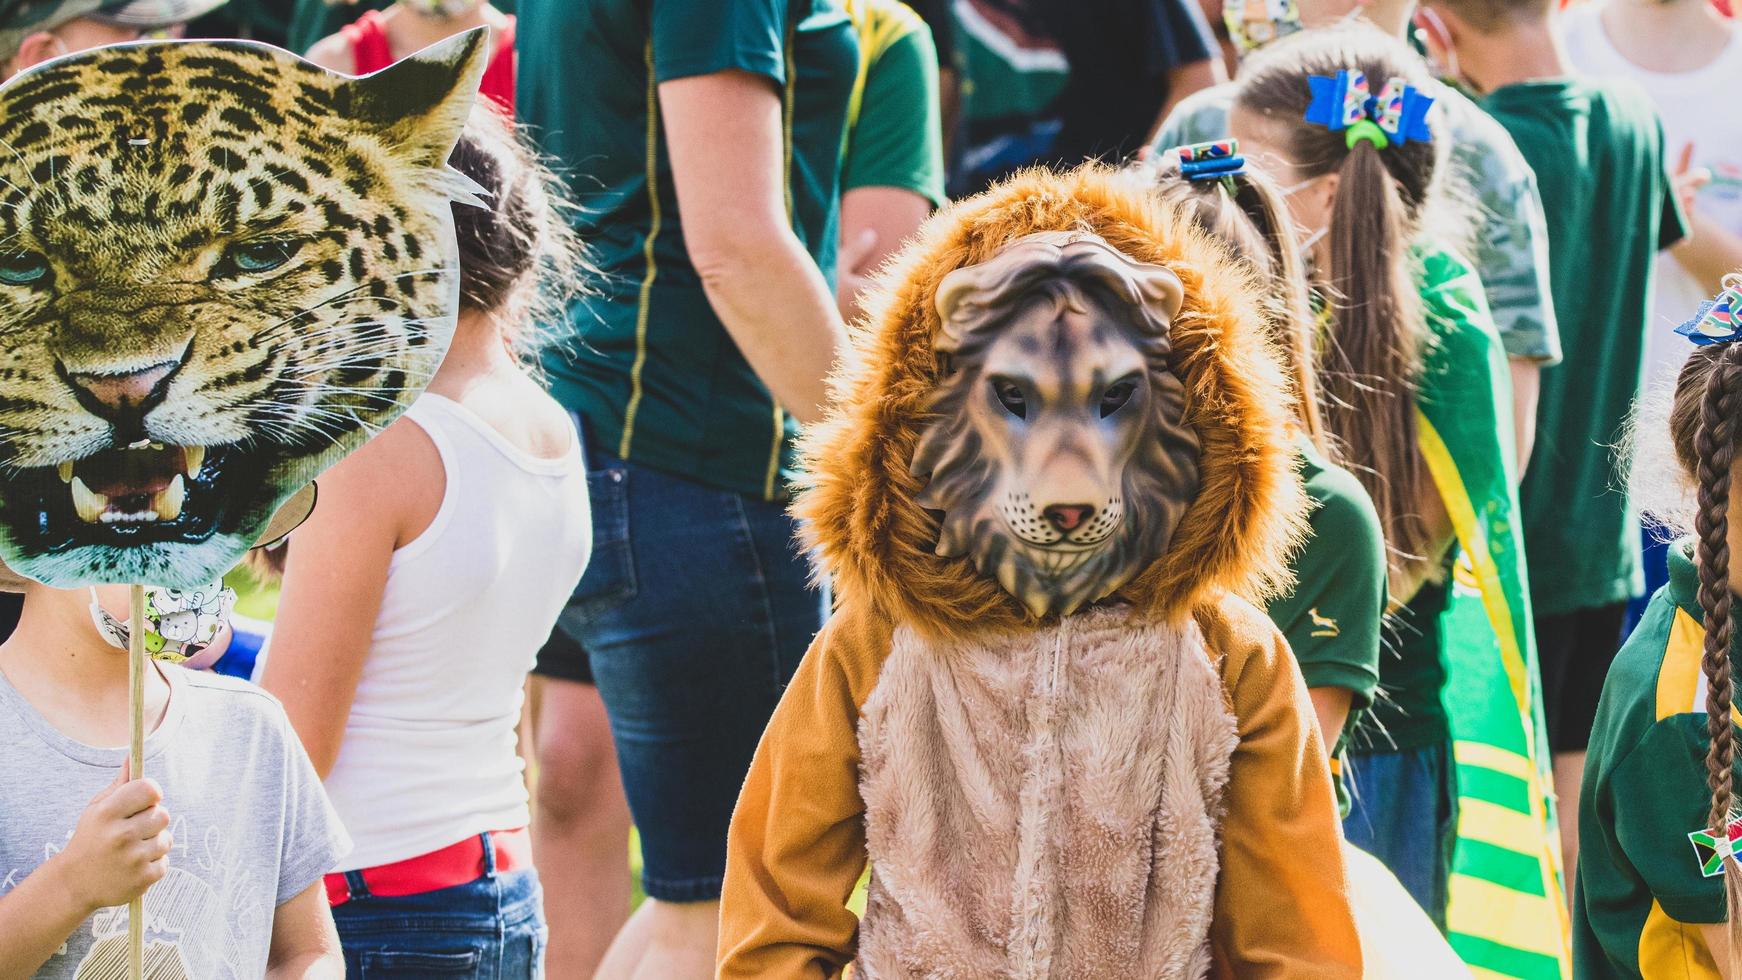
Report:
218,238,302,277
0,251,50,287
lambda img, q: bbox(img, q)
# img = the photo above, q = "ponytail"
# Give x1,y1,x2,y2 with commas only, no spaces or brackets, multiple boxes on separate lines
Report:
1146,155,1329,458
1692,343,1742,977
1231,25,1444,588
1322,140,1430,575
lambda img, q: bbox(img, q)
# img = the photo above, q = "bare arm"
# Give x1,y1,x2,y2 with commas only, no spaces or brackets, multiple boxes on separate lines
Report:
660,70,847,424
259,420,442,777
836,186,932,322
0,863,97,978
1307,687,1352,751
302,33,357,74
1672,211,1742,291
266,881,345,979
1509,356,1540,477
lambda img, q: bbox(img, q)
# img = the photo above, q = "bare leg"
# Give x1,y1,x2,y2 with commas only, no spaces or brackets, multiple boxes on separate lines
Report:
595,898,720,980
530,676,633,980
1553,749,1585,910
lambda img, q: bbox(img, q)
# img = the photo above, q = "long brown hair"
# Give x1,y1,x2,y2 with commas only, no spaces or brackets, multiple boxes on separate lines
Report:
446,104,588,366
1233,26,1443,579
1669,339,1742,976
1148,156,1328,457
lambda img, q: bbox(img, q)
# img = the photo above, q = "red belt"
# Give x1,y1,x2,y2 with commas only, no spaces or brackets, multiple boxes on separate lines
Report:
325,828,532,907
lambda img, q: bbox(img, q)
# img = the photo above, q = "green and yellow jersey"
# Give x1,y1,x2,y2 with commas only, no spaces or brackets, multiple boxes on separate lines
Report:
841,0,945,207
1575,538,1739,978
519,0,858,500
1265,437,1385,815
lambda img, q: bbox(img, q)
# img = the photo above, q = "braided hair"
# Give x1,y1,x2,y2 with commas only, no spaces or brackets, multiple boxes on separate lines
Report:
1669,339,1742,972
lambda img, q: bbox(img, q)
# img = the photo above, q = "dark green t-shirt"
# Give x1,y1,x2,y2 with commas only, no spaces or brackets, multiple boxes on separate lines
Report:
1483,79,1687,617
1265,439,1385,814
842,0,944,206
519,0,858,499
1574,539,1737,979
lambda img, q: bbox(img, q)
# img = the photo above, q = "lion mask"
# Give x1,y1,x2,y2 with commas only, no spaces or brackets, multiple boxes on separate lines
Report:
912,232,1201,618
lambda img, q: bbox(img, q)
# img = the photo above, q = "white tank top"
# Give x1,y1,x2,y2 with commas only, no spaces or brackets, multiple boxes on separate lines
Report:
323,393,589,870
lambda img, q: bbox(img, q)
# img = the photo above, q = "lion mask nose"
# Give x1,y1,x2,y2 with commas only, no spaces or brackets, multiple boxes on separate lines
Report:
1043,503,1094,532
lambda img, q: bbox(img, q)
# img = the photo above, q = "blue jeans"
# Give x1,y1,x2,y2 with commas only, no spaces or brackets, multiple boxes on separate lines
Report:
332,836,546,978
556,450,826,902
1343,739,1458,931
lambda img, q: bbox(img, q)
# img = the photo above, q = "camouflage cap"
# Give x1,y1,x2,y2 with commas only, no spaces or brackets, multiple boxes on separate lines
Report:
0,0,228,58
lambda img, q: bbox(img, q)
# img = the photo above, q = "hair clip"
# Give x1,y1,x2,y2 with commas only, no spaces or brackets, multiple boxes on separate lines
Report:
1675,283,1742,346
1177,139,1247,182
1305,70,1435,150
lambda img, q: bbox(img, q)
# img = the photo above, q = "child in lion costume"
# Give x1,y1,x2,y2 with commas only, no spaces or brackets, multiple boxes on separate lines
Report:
716,167,1362,978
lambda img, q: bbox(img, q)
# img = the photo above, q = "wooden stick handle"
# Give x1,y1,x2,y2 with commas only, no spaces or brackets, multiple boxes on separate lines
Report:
127,584,145,980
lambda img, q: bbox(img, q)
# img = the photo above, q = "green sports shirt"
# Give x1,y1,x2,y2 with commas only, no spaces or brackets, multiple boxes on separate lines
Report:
1484,78,1686,616
1574,539,1738,979
842,0,944,207
519,0,858,499
1265,438,1385,814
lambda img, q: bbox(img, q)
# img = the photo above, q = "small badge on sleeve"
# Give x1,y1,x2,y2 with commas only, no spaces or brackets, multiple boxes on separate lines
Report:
1688,818,1742,877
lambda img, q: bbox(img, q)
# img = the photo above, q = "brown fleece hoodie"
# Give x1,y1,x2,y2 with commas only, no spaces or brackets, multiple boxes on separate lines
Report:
716,167,1362,979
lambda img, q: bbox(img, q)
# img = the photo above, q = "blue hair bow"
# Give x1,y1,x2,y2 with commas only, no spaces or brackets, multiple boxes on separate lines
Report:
1176,139,1247,182
1304,70,1435,147
1675,286,1742,346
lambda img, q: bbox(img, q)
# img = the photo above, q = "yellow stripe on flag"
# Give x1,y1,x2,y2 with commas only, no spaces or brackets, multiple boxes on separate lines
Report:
1421,414,1570,975
1454,740,1534,783
1448,874,1568,960
1458,799,1543,854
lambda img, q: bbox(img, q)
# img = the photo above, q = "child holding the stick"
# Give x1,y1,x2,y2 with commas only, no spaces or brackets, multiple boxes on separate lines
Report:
0,578,348,978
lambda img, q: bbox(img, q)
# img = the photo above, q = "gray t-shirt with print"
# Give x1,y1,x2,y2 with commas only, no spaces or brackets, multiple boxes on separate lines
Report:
0,665,349,979
1154,80,1564,365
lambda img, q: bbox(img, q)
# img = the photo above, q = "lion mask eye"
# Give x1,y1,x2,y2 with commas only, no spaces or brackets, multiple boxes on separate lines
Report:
1100,377,1139,418
219,238,302,277
0,250,51,287
990,378,1027,419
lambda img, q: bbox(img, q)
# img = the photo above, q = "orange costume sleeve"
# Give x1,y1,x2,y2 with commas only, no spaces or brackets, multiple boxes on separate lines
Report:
717,601,892,980
1199,602,1363,979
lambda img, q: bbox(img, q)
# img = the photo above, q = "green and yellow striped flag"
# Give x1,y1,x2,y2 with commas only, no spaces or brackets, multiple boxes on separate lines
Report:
1416,248,1569,978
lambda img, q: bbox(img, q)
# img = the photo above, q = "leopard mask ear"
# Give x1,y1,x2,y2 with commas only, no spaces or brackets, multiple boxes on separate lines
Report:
338,26,491,169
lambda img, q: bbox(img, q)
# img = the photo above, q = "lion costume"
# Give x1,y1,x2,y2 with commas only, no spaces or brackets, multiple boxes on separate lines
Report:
716,168,1362,978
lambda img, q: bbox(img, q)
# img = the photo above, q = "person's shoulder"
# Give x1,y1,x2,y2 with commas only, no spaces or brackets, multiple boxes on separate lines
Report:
1434,82,1529,164
1300,453,1381,549
1194,591,1288,676
1580,75,1663,133
1595,592,1699,751
175,670,294,731
857,0,930,57
1154,82,1235,151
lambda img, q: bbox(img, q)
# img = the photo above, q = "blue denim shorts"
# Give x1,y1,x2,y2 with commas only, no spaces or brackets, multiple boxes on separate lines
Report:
1342,739,1458,931
546,449,826,902
332,835,546,978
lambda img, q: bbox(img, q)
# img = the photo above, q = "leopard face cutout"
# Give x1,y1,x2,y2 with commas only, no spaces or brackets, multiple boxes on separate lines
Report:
911,232,1202,618
0,32,487,588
